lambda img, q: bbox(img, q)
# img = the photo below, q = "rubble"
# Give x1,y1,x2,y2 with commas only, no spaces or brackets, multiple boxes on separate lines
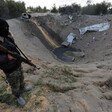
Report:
21,13,31,19
68,15,73,20
79,22,110,35
61,33,77,47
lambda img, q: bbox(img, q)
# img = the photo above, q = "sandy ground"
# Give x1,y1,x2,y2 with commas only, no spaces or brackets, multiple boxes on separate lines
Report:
0,14,112,112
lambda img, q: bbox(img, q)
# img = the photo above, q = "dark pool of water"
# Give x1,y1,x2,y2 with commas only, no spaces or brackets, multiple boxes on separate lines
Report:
53,46,80,62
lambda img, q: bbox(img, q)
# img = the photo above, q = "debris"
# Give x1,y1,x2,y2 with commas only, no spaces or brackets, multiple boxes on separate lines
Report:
21,13,31,19
70,21,72,24
93,37,95,40
103,32,107,35
78,24,81,27
79,22,110,35
69,15,73,20
61,41,70,46
61,33,77,47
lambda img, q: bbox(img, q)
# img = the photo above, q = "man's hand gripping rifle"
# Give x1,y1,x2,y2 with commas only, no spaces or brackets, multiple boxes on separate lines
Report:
0,45,40,70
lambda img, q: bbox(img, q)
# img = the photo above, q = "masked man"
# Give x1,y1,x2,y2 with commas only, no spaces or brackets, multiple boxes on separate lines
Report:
0,18,32,106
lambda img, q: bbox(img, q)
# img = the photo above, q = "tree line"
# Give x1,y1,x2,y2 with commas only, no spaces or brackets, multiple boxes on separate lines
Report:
58,1,112,15
27,6,48,13
81,0,112,15
27,1,112,15
0,0,26,18
0,0,112,19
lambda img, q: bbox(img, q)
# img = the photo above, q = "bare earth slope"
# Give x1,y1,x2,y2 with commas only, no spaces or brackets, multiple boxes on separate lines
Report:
8,19,57,62
0,16,112,112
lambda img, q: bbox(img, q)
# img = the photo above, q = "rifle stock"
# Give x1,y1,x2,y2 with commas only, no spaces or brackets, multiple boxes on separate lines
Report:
0,45,40,70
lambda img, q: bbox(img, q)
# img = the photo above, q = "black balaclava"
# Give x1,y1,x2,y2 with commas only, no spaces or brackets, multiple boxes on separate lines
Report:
0,18,9,37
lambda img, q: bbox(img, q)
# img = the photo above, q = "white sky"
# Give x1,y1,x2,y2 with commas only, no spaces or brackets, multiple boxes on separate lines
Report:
15,0,112,9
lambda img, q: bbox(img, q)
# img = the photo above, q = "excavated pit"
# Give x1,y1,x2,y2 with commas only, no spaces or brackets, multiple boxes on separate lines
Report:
23,14,112,64
24,17,79,62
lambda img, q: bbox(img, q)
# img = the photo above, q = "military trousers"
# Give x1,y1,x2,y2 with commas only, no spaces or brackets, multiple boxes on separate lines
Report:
5,66,25,97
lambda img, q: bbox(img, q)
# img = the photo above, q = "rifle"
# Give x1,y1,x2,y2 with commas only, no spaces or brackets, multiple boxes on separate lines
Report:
0,45,40,70
13,42,30,61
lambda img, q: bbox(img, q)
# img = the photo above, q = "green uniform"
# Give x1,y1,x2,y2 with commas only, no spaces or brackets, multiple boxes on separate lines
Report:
6,66,25,97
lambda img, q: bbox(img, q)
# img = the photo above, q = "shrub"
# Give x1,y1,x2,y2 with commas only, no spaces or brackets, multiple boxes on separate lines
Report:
51,4,58,13
81,1,111,15
81,5,96,15
0,0,9,18
95,1,111,15
59,3,81,15
6,0,26,18
0,0,26,18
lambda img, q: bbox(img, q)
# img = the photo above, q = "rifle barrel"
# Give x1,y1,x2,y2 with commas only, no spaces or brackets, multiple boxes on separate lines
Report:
0,45,40,70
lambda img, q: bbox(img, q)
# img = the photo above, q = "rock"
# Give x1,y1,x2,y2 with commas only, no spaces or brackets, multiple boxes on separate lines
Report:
31,33,36,36
38,96,50,108
69,15,73,20
101,37,106,40
61,41,70,47
93,37,95,40
70,107,81,112
78,24,81,27
105,77,112,87
103,32,107,35
24,95,37,109
72,52,85,58
65,51,85,58
70,21,72,24
103,92,112,100
0,103,7,109
5,110,13,112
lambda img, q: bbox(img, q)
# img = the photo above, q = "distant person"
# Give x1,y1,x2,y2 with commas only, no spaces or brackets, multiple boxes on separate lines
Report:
0,18,32,106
